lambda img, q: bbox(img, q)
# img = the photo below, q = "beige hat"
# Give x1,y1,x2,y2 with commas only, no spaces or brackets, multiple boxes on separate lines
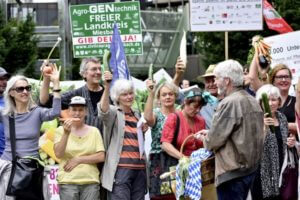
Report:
201,64,216,78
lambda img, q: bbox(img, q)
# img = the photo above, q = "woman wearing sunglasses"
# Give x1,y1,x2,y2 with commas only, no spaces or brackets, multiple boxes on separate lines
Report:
0,66,61,199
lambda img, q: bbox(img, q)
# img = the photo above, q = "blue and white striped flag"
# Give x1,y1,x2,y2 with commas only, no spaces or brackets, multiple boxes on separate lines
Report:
109,23,131,85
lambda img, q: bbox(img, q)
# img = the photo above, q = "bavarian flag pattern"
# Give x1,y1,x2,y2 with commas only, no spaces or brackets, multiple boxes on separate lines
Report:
176,148,212,200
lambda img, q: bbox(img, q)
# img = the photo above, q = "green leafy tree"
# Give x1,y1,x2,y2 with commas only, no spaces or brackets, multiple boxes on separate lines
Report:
0,7,38,78
195,0,300,68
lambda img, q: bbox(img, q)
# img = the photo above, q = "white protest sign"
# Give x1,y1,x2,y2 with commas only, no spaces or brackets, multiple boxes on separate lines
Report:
45,165,60,200
265,31,300,85
189,0,263,32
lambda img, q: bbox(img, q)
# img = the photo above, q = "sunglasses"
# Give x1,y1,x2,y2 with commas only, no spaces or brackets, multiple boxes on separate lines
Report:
12,85,32,93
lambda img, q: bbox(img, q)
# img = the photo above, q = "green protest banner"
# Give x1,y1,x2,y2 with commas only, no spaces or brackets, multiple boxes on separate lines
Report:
70,1,142,58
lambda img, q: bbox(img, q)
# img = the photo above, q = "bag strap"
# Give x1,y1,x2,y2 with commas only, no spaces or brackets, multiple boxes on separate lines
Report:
8,115,17,162
287,147,299,167
171,112,180,147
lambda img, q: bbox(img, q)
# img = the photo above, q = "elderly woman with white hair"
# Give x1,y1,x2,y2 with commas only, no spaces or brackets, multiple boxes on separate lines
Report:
0,69,61,199
251,84,294,200
99,71,147,200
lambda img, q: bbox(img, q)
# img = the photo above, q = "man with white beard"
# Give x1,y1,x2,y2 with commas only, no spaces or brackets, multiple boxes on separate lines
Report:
197,60,264,200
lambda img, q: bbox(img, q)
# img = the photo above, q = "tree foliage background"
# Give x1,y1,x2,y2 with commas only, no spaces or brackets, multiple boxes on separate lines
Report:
195,0,300,68
0,6,39,78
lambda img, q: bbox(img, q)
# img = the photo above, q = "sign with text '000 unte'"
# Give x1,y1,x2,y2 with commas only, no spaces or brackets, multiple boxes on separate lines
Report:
70,2,142,58
265,31,300,85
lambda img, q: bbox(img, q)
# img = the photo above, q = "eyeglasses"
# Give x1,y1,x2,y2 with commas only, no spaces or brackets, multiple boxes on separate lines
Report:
274,75,291,80
12,85,32,93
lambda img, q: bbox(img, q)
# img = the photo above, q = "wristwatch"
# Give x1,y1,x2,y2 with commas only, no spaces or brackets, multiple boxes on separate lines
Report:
53,89,61,93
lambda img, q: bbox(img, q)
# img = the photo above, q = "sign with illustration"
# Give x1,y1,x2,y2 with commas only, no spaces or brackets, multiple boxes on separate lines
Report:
70,2,142,57
189,0,263,32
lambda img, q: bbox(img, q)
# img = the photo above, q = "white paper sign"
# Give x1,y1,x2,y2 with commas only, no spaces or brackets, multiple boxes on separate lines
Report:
189,0,263,32
45,165,60,200
265,31,300,85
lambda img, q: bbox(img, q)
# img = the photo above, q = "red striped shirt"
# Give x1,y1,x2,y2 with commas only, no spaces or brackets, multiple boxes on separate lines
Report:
118,112,145,169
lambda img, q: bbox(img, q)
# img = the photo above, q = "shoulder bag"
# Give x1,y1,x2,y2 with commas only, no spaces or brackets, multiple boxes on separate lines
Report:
280,147,298,200
6,115,44,200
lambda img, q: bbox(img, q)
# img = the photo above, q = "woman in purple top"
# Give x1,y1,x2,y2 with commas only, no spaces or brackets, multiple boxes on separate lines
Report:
0,65,61,199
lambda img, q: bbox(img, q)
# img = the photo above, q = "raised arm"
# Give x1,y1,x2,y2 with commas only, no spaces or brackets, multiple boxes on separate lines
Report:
39,61,51,105
248,44,265,91
144,79,156,127
173,57,186,86
40,64,61,120
100,71,112,113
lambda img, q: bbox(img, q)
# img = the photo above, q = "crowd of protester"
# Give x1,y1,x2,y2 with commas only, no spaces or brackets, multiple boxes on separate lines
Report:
0,40,299,200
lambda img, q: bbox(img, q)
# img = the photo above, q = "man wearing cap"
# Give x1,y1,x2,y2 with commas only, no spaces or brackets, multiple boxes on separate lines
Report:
0,67,10,156
197,60,264,200
199,64,222,129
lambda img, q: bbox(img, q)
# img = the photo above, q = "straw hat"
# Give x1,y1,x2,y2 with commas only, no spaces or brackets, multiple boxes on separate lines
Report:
201,64,216,78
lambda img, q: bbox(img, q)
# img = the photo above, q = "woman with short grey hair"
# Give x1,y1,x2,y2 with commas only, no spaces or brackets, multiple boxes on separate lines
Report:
110,79,135,106
0,68,61,199
99,72,147,200
251,84,292,200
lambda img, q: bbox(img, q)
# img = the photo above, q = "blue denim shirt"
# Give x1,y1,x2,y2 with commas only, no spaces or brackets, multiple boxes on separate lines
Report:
200,101,218,129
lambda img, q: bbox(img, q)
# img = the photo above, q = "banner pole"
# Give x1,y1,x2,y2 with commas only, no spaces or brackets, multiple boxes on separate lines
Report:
225,31,229,60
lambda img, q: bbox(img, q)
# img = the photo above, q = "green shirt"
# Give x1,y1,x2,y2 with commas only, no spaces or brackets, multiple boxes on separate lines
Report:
150,108,167,154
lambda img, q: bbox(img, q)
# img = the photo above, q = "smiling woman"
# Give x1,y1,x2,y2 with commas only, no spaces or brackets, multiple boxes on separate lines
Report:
54,96,105,200
0,73,61,199
99,75,147,200
251,84,289,199
269,64,297,134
